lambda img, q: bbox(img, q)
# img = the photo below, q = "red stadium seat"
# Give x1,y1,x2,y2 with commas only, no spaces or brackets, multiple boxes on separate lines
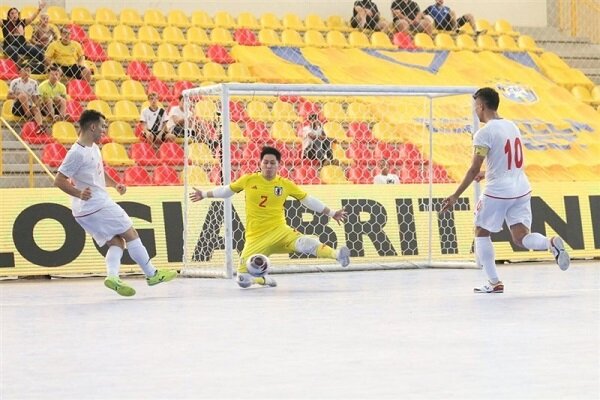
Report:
393,32,417,50
230,144,244,164
66,99,83,122
293,164,321,184
206,45,235,64
127,60,154,81
347,166,373,184
234,28,260,46
104,166,124,184
399,142,423,164
347,122,374,142
41,142,67,167
153,165,180,185
67,79,96,101
173,80,195,97
297,100,321,119
280,144,301,165
244,121,271,141
399,165,422,183
68,24,88,42
240,159,259,174
147,79,175,102
346,145,374,165
129,142,161,166
21,122,54,144
229,100,248,122
0,59,19,80
83,39,107,61
124,166,152,186
158,142,185,165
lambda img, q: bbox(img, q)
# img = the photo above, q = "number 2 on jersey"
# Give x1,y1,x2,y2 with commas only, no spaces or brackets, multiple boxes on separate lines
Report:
259,195,268,207
504,138,523,170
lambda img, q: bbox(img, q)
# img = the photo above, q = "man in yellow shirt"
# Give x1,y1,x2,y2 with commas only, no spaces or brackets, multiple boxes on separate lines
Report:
45,26,91,82
38,64,66,121
190,146,350,288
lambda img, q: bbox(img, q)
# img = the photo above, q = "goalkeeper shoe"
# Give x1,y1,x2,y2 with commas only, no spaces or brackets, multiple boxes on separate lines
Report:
146,269,177,286
336,246,351,268
104,276,136,297
474,280,504,294
550,236,570,271
255,275,277,287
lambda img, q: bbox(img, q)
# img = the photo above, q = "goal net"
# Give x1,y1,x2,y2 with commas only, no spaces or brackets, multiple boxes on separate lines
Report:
181,84,478,278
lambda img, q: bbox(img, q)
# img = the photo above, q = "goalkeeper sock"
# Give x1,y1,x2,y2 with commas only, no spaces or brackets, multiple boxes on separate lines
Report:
316,244,337,259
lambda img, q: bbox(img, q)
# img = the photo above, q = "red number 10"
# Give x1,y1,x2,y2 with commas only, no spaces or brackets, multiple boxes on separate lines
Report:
504,138,523,170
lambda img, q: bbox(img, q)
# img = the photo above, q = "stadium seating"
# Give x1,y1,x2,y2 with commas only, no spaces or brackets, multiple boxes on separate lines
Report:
87,100,115,121
187,27,211,45
327,16,352,32
371,32,396,50
126,61,154,81
107,42,132,62
113,100,140,122
167,10,191,28
159,142,185,165
434,33,456,51
112,24,137,44
320,165,350,184
0,59,19,80
102,143,135,166
94,80,121,101
214,11,237,28
163,26,187,45
415,33,436,50
456,34,477,51
326,31,350,48
95,8,118,26
108,121,138,144
157,43,182,62
67,80,96,101
393,32,416,50
0,80,8,101
191,11,214,28
21,122,53,144
66,100,84,122
348,31,371,48
144,9,167,28
120,9,144,26
99,60,127,81
153,165,180,185
235,29,260,46
69,24,89,43
71,7,94,25
184,166,211,185
124,166,152,186
260,12,283,30
281,29,305,47
42,143,67,167
259,29,281,46
52,122,78,144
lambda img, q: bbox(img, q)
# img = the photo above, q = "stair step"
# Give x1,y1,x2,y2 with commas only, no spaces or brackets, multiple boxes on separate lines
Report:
0,175,55,188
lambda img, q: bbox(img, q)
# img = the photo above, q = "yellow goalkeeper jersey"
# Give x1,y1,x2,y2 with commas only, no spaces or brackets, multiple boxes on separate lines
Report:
230,173,307,239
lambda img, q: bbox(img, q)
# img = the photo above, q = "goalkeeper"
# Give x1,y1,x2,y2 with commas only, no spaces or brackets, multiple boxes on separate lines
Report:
190,146,350,288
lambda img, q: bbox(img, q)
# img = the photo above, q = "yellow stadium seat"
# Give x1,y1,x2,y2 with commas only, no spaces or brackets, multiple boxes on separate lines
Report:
494,19,519,36
153,61,177,81
247,100,273,121
270,121,299,143
458,22,474,35
332,143,353,165
19,6,38,21
113,100,140,121
189,143,218,165
200,81,217,87
47,6,69,25
476,35,500,51
187,27,211,45
371,32,395,49
157,43,181,62
191,11,214,28
112,24,137,44
260,13,283,30
182,44,207,63
178,61,203,82
144,9,167,27
24,25,33,42
99,60,127,81
213,11,236,28
70,7,94,25
323,102,348,122
162,26,187,45
304,30,327,47
108,121,138,144
210,27,235,46
258,29,281,46
237,12,260,29
167,10,190,28
434,33,456,51
323,122,351,143
102,143,135,166
372,122,402,143
571,86,593,104
95,8,119,26
88,24,112,43
1,100,20,122
281,29,305,47
131,42,156,62
518,35,543,53
283,13,305,31
107,42,132,61
415,33,435,50
305,14,327,31
591,86,600,103
95,79,121,101
87,99,114,120
120,8,144,27
184,166,211,185
497,35,521,51
327,15,352,32
476,19,496,35
138,25,162,45
195,100,219,121
229,122,248,143
272,100,300,121
456,34,477,51
347,102,377,122
320,165,350,184
228,63,256,82
52,121,78,144
348,31,372,48
202,62,228,82
326,31,350,48
0,80,8,101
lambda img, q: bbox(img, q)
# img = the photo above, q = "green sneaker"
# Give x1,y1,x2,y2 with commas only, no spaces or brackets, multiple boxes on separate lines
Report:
104,276,136,297
146,269,177,286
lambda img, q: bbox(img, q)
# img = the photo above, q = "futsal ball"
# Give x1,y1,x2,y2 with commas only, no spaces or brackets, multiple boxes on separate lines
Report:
246,254,270,277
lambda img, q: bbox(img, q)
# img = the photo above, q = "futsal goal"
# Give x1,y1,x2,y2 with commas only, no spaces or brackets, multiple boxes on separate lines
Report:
181,84,479,278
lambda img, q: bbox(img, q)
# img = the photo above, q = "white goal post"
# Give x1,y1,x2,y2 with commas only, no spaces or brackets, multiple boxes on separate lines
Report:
181,84,480,278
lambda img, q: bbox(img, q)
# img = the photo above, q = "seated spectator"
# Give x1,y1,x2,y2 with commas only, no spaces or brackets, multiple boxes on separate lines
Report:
299,114,334,165
38,64,66,122
140,92,168,145
8,64,44,130
391,0,434,36
2,3,46,66
423,0,480,34
30,13,58,51
350,0,389,32
165,95,185,142
45,26,91,82
373,160,400,184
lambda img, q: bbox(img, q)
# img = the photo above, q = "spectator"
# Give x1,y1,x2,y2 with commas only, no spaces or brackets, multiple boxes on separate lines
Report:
2,2,46,66
350,0,389,32
299,113,334,165
391,0,434,36
373,160,400,184
423,0,481,34
165,94,185,142
45,25,91,82
7,64,44,130
140,92,168,145
30,13,58,51
38,64,67,122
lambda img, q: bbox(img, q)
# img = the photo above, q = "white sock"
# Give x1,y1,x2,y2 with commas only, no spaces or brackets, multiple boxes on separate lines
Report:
522,233,550,251
475,237,499,284
106,246,123,277
127,238,157,278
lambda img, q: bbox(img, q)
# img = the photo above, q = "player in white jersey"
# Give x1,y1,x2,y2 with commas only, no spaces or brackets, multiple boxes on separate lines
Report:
54,110,176,296
441,87,570,293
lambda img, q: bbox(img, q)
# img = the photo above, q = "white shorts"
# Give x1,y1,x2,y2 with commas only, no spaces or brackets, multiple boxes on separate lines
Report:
474,193,532,233
75,203,133,247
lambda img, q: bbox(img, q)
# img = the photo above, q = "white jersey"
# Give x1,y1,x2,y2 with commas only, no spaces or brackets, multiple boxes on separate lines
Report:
57,143,112,217
166,105,184,131
9,78,38,103
373,173,400,184
473,119,531,198
140,106,167,134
